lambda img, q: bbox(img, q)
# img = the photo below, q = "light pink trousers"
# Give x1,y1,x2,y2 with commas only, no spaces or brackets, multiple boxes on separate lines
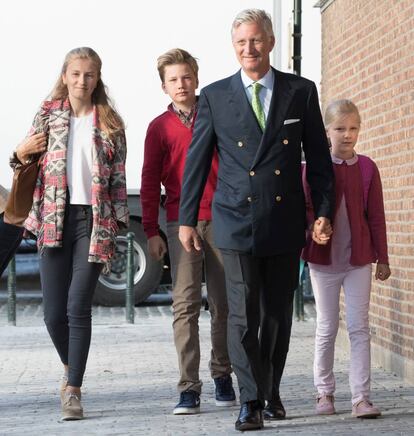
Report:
309,264,372,405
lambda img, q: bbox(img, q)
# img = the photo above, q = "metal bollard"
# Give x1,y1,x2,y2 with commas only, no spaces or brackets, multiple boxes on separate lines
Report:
299,282,305,320
294,284,304,321
7,256,17,326
294,260,305,321
125,232,135,324
302,264,313,300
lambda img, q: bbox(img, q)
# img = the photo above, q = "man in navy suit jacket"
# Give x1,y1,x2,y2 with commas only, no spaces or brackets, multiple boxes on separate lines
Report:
179,9,334,432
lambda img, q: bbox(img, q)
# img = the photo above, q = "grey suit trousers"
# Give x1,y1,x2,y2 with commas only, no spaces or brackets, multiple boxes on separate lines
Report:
220,249,300,404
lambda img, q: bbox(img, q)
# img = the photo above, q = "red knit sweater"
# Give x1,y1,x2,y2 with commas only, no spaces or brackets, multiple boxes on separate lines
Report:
141,108,218,238
302,156,389,266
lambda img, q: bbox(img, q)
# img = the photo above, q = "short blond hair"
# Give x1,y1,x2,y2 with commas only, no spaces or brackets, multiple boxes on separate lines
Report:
157,48,199,83
324,99,361,126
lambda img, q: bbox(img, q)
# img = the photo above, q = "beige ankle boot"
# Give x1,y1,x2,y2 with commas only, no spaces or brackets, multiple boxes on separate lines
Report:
61,391,83,421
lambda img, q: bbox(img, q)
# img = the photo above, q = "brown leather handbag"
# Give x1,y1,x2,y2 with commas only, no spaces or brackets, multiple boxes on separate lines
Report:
4,159,41,226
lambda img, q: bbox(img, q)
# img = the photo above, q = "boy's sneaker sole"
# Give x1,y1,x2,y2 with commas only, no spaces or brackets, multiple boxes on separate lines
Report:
215,399,237,407
173,406,200,415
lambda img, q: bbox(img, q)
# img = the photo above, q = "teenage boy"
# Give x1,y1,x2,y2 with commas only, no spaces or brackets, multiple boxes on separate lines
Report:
140,48,235,415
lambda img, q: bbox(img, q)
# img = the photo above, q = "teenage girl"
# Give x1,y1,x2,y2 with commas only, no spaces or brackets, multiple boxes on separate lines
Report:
13,47,128,420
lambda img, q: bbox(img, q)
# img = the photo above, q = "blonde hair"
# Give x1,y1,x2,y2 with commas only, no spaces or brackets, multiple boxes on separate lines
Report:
324,99,361,127
231,9,274,38
157,48,199,83
51,47,124,140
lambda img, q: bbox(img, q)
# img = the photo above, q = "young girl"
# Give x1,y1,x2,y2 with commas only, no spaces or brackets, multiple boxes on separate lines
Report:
302,99,390,418
12,47,128,420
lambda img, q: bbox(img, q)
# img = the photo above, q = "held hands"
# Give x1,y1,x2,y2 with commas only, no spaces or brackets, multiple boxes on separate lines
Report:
179,225,202,253
147,235,167,261
16,132,47,164
311,219,391,280
312,217,332,245
375,263,391,281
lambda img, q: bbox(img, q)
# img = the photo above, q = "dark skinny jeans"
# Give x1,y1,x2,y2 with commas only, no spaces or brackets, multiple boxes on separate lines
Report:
39,205,102,387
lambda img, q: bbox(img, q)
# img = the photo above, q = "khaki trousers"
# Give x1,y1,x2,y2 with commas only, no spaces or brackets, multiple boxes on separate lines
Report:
167,221,231,394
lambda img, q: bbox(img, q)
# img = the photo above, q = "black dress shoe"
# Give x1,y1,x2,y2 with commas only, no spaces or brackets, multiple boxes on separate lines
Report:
235,400,264,431
263,397,286,420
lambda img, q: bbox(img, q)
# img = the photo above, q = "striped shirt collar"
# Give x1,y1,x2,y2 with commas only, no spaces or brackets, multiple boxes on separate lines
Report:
169,99,198,128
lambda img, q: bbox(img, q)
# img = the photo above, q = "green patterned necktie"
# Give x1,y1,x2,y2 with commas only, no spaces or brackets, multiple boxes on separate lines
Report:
251,82,266,131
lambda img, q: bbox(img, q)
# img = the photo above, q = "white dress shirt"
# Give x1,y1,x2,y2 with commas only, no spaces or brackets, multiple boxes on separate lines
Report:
241,68,274,120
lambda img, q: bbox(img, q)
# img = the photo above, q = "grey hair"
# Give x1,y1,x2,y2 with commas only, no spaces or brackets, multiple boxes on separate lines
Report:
231,9,274,38
324,99,361,127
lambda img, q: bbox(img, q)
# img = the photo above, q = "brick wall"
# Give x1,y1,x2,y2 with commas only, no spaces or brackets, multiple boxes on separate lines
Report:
319,0,414,380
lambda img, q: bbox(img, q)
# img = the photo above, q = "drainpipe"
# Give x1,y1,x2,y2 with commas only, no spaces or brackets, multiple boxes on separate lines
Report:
292,0,305,320
293,0,302,76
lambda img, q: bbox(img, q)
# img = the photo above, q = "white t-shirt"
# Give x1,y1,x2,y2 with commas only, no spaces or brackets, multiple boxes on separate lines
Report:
67,113,94,205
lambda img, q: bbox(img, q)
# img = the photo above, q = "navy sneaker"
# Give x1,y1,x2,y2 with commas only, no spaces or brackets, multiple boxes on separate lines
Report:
214,374,237,407
173,390,200,415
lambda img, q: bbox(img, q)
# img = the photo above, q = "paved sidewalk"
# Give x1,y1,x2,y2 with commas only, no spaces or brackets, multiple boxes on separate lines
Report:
0,302,413,435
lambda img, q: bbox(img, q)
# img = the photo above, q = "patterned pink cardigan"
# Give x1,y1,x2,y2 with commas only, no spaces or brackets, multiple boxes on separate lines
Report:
16,99,129,265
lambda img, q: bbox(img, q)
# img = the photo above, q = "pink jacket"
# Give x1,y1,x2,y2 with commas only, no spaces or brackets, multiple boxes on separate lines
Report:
15,99,129,265
302,154,389,266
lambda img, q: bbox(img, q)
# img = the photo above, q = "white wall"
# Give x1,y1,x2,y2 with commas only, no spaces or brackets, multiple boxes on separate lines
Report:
0,0,320,190
301,1,322,89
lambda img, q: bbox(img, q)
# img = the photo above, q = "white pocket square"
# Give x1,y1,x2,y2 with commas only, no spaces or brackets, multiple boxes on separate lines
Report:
284,118,301,125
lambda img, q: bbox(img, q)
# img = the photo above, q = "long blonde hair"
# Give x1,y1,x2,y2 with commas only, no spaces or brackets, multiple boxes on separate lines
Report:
51,47,124,140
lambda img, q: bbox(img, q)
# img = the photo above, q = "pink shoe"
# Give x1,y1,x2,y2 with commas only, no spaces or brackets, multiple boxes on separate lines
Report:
316,394,335,415
352,400,381,418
